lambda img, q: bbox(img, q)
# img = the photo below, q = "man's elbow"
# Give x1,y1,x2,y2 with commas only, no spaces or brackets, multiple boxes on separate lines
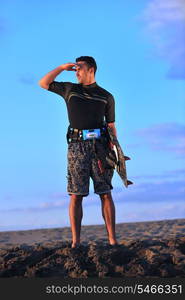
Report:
38,80,49,90
107,122,117,137
107,122,115,128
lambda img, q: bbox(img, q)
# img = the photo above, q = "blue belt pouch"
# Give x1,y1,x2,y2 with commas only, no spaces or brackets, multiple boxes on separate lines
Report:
82,129,101,140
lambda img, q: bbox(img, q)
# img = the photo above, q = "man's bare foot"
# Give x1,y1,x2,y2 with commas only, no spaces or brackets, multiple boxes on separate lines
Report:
71,242,80,249
109,243,119,247
109,237,118,245
109,238,118,246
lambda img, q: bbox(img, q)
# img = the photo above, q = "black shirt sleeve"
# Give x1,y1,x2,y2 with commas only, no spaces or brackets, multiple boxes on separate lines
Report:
105,94,115,123
48,81,73,100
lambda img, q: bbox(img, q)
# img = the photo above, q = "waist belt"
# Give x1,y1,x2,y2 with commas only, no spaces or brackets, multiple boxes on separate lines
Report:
67,126,108,143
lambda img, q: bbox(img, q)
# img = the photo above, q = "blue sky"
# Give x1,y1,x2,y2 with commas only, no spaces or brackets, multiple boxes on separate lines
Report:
0,0,185,231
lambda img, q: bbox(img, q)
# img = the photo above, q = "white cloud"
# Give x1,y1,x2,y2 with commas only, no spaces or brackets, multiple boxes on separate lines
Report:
134,122,185,158
116,201,185,223
141,0,185,79
144,0,185,25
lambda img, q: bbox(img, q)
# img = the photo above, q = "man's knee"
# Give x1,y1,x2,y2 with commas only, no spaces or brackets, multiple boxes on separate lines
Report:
100,192,112,201
70,194,83,204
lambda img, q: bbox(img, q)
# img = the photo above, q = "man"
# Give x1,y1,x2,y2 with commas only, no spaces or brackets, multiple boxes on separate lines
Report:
39,56,118,248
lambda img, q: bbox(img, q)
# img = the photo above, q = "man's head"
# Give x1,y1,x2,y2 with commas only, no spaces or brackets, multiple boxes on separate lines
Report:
75,56,97,84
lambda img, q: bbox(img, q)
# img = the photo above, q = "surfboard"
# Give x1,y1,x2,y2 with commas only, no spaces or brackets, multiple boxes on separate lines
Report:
105,126,133,188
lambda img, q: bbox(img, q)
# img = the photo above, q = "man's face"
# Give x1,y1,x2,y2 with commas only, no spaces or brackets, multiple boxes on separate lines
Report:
75,61,92,84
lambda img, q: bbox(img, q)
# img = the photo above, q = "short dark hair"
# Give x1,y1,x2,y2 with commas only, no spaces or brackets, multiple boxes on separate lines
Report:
75,56,97,75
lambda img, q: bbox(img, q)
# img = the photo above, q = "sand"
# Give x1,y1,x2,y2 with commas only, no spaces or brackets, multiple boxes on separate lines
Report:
0,218,184,277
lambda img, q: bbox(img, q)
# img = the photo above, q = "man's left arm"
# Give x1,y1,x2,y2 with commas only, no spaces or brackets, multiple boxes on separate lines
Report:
105,93,117,137
107,122,117,137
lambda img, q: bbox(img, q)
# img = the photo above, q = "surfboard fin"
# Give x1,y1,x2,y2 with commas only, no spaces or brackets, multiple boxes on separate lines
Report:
127,180,133,185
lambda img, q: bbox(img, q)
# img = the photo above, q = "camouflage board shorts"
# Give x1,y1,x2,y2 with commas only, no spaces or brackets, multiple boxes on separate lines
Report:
67,139,114,197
